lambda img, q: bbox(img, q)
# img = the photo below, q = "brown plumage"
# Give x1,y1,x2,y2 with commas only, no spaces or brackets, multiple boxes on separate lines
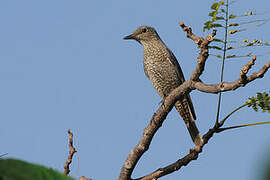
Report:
124,26,202,146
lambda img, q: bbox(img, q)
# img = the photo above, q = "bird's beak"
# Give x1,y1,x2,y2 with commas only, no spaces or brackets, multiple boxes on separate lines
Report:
123,34,135,40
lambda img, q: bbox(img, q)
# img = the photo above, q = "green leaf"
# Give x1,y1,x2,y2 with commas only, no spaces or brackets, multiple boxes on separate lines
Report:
211,3,219,10
209,46,223,50
228,30,240,35
216,16,225,20
211,1,224,10
257,92,263,100
203,21,213,31
248,11,255,16
226,55,236,58
228,23,239,27
212,23,223,28
247,91,270,113
209,11,218,17
213,38,224,43
246,40,263,46
241,39,248,43
219,1,225,5
229,14,237,19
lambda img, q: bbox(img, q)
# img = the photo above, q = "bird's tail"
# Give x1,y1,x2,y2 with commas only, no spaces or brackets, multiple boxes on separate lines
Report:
175,97,203,146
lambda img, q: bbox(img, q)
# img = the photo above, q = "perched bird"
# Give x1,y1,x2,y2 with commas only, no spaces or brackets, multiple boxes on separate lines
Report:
124,26,203,146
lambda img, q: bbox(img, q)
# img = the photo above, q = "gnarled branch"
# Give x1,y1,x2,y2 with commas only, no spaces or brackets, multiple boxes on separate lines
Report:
193,57,270,93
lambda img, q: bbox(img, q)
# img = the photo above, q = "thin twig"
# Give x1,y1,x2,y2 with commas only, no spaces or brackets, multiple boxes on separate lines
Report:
64,130,77,175
219,103,249,126
217,121,270,132
215,0,229,126
79,176,93,180
0,153,8,158
239,56,256,83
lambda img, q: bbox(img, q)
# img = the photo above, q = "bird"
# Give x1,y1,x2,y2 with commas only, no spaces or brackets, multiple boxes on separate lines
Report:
123,26,203,146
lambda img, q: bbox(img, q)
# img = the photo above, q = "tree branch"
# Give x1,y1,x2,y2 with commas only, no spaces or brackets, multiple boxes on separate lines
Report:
80,176,93,180
64,130,77,175
134,126,216,180
119,81,192,180
0,153,8,158
135,119,270,180
179,22,217,81
192,58,270,93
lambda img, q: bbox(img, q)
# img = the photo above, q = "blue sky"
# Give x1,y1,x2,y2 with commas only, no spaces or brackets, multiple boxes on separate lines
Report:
0,0,269,180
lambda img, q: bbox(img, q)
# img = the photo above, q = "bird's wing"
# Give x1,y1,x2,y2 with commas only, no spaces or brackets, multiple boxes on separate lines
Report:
167,49,197,120
143,65,150,79
167,49,185,83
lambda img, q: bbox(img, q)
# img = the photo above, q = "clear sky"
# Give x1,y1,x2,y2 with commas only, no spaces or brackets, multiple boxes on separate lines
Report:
0,0,269,180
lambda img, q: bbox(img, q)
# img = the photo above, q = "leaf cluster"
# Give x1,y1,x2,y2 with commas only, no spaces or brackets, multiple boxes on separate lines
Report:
204,0,270,60
203,1,225,32
204,1,270,129
247,91,270,113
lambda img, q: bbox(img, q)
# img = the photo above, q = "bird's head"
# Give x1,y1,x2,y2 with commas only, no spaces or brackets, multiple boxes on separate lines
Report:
123,26,160,44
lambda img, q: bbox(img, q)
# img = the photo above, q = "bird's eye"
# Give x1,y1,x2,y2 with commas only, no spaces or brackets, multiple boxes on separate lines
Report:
142,28,147,33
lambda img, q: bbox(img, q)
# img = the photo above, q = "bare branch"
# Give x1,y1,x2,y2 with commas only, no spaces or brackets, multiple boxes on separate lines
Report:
0,153,8,158
79,176,93,180
240,56,256,82
64,129,77,175
135,125,218,180
135,120,270,180
193,60,270,93
179,22,217,81
119,81,192,180
179,21,204,45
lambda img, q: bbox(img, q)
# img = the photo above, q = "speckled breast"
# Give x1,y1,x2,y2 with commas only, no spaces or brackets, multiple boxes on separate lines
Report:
143,44,181,99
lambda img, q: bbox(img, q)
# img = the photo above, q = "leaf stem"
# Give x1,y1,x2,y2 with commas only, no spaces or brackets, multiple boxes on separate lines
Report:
217,121,270,132
215,0,229,125
219,102,249,126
